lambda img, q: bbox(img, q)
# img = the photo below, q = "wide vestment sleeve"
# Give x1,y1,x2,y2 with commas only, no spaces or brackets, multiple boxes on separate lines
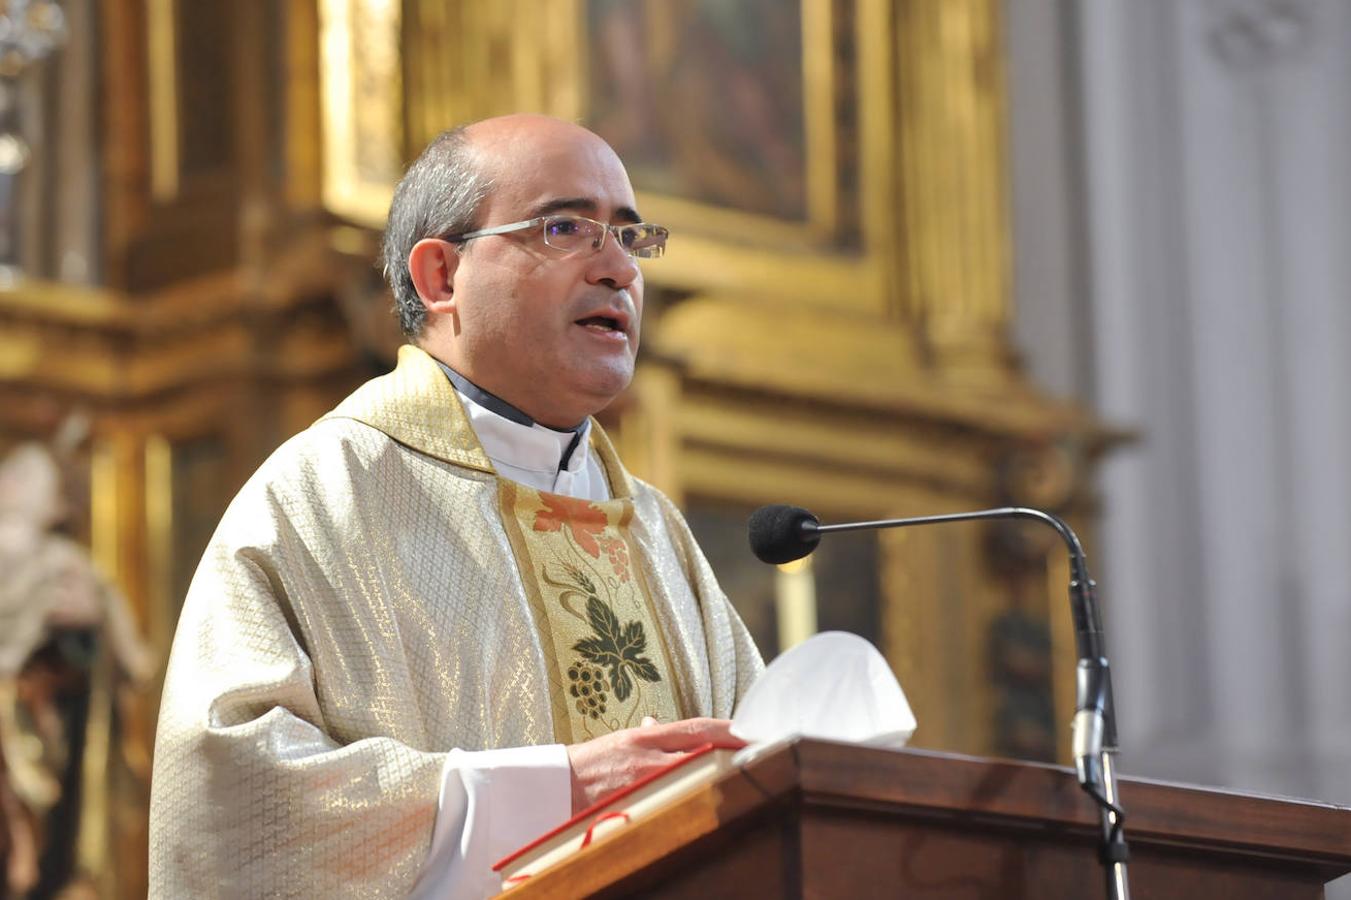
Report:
148,432,452,898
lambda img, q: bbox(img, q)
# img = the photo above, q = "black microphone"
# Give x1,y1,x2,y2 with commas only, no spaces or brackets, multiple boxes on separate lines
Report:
748,504,821,564
746,503,1120,783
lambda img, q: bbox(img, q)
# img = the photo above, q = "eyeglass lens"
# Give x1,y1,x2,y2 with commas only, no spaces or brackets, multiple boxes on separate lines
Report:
542,216,666,259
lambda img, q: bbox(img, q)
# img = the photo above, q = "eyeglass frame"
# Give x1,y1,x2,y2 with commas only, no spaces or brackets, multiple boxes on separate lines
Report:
442,214,669,259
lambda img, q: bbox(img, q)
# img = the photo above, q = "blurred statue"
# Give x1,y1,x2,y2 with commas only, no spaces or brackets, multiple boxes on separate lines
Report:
0,420,152,897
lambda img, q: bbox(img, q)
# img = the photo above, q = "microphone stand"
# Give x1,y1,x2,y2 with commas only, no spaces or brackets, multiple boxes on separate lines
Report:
811,508,1130,900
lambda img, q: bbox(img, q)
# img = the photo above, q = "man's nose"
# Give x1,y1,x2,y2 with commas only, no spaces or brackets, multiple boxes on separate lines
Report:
586,228,641,289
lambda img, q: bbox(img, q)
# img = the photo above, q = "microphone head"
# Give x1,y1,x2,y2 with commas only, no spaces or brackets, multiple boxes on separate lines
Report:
748,504,821,565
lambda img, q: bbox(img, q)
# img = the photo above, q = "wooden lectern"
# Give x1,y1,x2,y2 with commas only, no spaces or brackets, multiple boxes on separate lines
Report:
504,739,1351,898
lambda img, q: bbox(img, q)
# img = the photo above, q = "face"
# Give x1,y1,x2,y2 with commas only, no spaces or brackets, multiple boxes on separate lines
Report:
418,117,645,429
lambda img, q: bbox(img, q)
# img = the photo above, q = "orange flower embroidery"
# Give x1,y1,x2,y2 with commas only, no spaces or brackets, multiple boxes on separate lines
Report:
533,494,608,558
601,536,631,584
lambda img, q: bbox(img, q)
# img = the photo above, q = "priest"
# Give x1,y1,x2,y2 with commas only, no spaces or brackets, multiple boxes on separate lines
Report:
149,115,764,899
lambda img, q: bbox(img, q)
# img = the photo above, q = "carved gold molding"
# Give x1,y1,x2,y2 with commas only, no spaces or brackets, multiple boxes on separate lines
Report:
894,0,1014,376
402,0,585,145
0,237,353,398
146,0,179,200
90,438,122,584
319,0,405,224
143,434,175,656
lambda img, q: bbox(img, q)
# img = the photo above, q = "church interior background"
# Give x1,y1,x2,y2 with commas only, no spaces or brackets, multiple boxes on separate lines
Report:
0,1,1347,896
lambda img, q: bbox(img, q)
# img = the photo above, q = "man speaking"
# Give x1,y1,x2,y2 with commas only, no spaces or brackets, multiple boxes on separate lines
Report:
149,115,763,898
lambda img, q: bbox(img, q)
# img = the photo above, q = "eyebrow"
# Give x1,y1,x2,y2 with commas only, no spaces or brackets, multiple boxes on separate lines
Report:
528,197,643,224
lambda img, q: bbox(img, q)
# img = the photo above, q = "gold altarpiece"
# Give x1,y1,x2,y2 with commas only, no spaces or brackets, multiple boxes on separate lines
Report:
0,0,1118,895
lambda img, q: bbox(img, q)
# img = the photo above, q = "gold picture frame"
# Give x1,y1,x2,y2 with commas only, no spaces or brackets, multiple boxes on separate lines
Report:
320,0,901,313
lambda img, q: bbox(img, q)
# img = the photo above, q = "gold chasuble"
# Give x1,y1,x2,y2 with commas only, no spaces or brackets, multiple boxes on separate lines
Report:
149,346,763,899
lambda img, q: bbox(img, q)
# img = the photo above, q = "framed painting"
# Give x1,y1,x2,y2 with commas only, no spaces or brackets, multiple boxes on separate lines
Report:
575,0,885,306
324,0,897,310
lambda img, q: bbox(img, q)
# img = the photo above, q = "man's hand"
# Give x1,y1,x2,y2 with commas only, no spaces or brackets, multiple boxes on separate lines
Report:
564,717,745,813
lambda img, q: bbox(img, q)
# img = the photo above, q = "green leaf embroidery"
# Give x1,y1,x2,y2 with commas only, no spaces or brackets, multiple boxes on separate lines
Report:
586,595,622,643
620,620,644,652
573,637,612,662
627,655,660,684
572,595,661,703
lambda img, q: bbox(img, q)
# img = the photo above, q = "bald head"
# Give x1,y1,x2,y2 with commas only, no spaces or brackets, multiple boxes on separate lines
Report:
387,113,648,427
456,115,640,241
463,113,609,158
381,115,630,338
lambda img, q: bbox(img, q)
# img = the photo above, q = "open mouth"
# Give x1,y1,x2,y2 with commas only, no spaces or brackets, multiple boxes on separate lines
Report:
575,315,625,335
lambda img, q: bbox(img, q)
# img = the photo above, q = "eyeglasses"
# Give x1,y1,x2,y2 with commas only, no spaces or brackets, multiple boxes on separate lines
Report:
445,214,669,259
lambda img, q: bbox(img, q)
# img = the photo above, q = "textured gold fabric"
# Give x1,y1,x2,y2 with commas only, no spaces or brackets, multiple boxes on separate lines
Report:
149,345,762,898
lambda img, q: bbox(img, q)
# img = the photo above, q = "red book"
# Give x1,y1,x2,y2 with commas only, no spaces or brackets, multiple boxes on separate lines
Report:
493,742,742,887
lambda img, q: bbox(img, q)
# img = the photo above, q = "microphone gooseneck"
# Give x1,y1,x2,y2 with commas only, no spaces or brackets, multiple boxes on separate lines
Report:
746,502,1130,900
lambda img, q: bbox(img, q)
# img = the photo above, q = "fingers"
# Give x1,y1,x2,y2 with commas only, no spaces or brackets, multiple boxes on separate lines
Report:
636,717,746,752
568,718,747,812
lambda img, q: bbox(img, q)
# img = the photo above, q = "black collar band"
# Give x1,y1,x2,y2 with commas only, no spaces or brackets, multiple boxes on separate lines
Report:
438,362,536,427
437,362,588,473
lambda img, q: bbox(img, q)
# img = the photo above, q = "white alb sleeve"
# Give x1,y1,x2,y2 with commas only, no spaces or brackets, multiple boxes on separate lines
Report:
407,744,572,900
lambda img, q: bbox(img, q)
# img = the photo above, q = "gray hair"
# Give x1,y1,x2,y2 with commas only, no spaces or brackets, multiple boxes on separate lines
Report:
381,126,493,337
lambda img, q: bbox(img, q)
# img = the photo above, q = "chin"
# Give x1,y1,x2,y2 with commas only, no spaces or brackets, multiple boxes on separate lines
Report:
571,366,634,413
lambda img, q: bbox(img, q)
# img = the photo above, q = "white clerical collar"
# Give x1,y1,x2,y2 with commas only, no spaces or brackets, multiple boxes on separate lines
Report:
437,362,590,477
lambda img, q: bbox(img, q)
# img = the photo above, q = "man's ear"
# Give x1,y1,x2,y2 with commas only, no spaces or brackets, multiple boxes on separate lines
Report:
408,238,461,315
